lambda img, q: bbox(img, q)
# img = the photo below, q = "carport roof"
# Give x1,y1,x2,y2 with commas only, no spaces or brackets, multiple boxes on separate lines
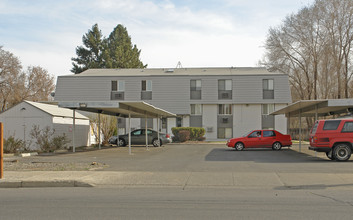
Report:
58,101,177,118
270,99,353,117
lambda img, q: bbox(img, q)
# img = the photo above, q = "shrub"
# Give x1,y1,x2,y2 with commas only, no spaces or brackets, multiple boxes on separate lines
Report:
178,130,190,142
52,133,70,150
4,136,24,153
30,125,69,152
171,127,206,142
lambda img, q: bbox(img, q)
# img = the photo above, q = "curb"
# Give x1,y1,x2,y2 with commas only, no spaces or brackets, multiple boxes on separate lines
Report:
19,152,39,157
0,180,94,188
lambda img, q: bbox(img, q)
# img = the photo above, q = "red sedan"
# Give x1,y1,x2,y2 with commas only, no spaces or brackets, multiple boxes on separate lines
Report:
226,130,292,151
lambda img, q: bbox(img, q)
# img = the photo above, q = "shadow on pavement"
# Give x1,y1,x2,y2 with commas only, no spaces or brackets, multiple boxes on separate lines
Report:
274,183,353,190
205,148,329,163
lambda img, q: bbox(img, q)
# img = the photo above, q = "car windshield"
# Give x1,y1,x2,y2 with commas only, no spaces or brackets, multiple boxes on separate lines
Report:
242,131,253,137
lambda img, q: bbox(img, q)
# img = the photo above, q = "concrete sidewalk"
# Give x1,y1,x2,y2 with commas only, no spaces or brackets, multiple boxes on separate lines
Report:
1,170,353,189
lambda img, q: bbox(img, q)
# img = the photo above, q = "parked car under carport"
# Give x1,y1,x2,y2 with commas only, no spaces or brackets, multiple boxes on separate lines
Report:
109,129,172,147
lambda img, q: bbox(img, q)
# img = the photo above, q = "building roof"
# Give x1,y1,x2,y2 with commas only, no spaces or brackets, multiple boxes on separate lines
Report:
270,99,353,117
25,101,88,119
62,67,286,77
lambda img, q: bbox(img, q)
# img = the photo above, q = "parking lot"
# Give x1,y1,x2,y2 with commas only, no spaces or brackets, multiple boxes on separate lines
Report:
5,143,352,173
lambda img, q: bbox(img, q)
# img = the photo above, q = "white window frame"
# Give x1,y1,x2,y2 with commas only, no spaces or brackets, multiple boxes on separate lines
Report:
225,80,232,90
142,80,152,91
191,104,202,115
262,104,275,115
118,81,125,92
263,79,274,90
218,104,232,115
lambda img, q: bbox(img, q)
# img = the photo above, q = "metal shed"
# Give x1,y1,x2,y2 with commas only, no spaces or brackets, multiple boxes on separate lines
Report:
0,100,90,150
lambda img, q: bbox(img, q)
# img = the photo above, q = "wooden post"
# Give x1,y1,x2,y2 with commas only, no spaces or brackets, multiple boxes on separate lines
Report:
1,122,3,179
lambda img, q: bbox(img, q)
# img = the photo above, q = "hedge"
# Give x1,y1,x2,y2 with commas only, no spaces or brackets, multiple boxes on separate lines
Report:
171,127,206,142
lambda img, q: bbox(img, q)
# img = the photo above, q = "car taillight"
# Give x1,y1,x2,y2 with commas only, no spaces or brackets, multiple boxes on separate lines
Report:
166,134,170,138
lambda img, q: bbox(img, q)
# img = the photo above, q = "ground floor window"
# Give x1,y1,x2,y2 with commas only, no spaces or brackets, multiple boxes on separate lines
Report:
218,104,232,115
161,118,167,129
176,117,182,127
262,104,275,129
218,127,232,139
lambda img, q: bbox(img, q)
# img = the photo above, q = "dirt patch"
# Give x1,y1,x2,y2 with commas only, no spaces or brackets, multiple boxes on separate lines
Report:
4,160,108,171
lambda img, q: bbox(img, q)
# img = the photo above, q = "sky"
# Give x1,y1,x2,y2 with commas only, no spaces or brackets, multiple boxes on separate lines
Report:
0,0,314,78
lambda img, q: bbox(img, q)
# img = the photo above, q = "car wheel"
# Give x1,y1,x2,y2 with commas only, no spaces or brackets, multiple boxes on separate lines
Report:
235,142,244,151
333,144,352,161
118,138,126,147
272,142,282,151
326,150,334,160
152,138,161,147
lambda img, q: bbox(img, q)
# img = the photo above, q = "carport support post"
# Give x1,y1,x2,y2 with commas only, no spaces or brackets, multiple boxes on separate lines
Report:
315,104,318,121
287,112,290,135
73,109,76,153
116,115,119,146
157,116,160,147
299,109,302,152
315,105,318,157
98,112,101,149
145,115,148,150
128,113,131,155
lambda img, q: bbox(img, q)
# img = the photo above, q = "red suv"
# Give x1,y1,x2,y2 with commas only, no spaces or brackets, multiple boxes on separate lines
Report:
309,119,353,161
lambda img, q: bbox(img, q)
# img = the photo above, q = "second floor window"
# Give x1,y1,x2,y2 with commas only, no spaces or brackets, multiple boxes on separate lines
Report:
218,79,232,99
141,80,152,100
190,80,201,90
112,80,125,91
263,79,274,99
142,80,152,91
111,80,125,100
190,79,201,99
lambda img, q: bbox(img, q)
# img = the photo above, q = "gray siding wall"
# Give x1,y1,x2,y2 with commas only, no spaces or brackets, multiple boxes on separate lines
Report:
55,74,291,115
233,75,290,103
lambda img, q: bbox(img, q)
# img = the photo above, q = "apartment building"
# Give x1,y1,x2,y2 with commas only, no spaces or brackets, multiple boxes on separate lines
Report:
54,67,291,140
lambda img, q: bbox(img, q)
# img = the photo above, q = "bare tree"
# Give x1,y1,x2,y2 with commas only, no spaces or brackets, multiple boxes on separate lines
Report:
321,0,353,98
89,114,117,145
0,47,55,111
24,66,55,102
0,46,23,111
263,0,353,101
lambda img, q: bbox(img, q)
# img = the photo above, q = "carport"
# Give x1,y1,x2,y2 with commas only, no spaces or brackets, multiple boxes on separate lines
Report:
58,101,176,154
271,99,353,151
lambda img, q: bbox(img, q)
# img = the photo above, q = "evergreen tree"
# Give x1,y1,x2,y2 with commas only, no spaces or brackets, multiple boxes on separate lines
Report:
71,24,146,74
107,24,145,68
71,24,105,74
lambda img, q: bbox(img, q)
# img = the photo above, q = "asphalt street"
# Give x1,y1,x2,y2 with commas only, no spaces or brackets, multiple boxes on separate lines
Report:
1,187,353,220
